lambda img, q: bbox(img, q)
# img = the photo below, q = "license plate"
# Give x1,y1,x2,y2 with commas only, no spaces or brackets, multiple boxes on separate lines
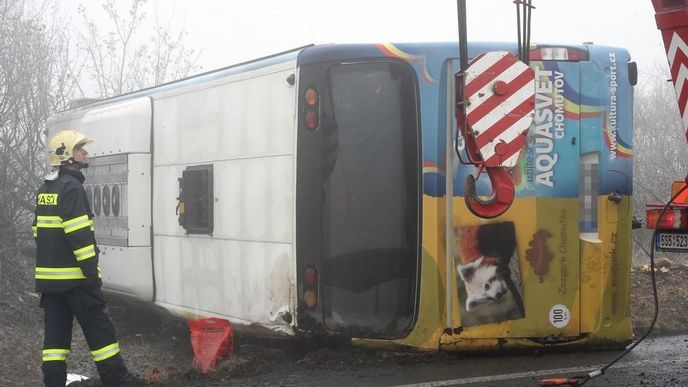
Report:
656,232,688,251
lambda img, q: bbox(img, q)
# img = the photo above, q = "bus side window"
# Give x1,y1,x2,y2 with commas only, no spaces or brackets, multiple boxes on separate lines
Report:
177,164,214,235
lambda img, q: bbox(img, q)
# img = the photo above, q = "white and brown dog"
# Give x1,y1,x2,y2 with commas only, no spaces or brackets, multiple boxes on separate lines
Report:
455,224,513,312
457,255,508,312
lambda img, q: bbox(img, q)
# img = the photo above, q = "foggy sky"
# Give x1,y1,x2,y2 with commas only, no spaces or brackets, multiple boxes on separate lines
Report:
58,0,666,84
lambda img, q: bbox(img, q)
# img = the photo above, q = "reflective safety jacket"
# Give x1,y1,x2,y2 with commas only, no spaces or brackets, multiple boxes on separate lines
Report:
33,167,101,293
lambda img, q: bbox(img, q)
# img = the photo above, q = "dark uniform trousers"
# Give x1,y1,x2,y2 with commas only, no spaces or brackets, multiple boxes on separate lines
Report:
40,286,128,387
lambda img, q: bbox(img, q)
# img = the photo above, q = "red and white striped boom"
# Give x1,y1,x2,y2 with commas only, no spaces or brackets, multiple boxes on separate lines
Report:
652,0,688,143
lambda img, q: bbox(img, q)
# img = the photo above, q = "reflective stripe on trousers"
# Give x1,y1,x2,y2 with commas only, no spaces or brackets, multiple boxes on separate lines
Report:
91,342,121,362
42,348,70,362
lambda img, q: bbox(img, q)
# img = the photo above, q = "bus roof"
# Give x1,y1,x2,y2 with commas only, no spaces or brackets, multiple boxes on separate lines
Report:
54,41,628,116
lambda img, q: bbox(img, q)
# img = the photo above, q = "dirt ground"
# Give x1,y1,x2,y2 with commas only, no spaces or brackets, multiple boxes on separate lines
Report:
2,250,688,387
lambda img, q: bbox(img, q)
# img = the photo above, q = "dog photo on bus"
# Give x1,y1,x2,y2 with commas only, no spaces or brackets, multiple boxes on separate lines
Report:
454,222,525,326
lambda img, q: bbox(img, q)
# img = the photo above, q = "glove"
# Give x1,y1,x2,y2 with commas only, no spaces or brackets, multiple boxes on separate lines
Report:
84,276,102,288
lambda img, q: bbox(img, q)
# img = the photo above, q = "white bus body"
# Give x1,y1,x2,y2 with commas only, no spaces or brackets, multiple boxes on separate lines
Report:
47,56,300,336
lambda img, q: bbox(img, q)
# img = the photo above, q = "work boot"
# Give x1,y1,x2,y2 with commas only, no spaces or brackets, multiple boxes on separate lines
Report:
120,373,146,386
96,354,145,386
103,372,146,387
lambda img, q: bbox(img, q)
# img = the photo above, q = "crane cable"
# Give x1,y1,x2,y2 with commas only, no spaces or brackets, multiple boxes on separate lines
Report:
516,0,534,65
454,0,535,164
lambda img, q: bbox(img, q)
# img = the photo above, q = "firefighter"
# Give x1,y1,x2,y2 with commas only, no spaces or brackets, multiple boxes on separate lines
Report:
32,130,144,387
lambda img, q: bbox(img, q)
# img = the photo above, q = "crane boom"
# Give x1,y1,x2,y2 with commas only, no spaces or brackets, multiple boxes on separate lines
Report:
651,0,688,143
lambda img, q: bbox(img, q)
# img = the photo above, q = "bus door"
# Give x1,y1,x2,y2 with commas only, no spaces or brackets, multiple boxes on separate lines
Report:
296,57,421,339
450,51,584,340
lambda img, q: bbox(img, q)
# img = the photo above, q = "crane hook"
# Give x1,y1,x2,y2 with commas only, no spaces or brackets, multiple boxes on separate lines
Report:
464,166,515,219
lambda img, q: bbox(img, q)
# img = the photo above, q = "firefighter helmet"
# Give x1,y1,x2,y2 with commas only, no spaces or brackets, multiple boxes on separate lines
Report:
48,130,92,167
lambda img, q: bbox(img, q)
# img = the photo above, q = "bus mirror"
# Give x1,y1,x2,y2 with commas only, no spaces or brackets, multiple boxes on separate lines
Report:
628,61,638,86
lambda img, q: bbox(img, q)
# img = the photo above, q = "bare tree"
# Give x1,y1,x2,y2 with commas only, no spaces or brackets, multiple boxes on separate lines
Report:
632,65,688,262
0,0,200,251
1,0,200,299
633,66,688,211
0,0,81,299
76,0,200,98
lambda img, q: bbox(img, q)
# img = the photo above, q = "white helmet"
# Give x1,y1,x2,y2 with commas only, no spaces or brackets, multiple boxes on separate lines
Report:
47,130,92,167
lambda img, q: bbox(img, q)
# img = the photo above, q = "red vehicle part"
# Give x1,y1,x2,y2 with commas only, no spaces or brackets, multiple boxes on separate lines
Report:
651,0,688,143
646,181,688,229
456,51,535,218
463,166,516,219
646,204,688,229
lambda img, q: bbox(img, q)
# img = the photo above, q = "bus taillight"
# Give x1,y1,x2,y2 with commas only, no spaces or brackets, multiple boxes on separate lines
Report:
304,266,317,285
303,87,319,131
305,111,318,131
305,88,319,106
303,265,319,309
